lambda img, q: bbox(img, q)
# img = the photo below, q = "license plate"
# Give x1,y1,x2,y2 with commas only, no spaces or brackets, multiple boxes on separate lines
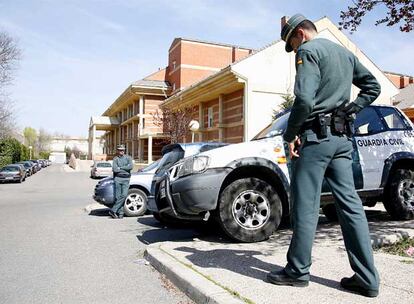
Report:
160,180,166,199
5,177,13,180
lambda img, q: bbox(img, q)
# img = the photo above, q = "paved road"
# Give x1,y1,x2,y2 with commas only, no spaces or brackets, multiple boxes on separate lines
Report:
0,164,193,304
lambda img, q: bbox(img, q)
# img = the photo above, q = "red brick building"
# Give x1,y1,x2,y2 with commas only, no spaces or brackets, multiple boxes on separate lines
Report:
89,38,254,162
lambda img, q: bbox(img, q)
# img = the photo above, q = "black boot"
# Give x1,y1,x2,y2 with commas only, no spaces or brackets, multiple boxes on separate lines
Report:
340,276,378,298
267,269,309,287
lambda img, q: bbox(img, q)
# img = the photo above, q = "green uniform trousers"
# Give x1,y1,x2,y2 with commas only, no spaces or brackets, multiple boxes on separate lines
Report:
111,177,130,216
285,131,379,291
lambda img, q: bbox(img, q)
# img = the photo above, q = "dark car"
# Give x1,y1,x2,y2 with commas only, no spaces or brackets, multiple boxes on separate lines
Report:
147,142,228,223
0,165,26,183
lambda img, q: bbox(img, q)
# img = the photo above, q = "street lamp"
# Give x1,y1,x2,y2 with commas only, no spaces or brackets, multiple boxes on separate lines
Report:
29,146,32,159
189,120,200,143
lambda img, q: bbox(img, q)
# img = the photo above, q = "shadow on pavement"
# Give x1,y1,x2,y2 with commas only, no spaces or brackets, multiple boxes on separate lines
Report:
137,207,413,249
89,208,110,217
136,217,227,245
174,247,339,290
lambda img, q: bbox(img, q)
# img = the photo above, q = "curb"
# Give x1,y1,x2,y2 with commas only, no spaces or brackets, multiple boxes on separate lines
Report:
145,246,245,304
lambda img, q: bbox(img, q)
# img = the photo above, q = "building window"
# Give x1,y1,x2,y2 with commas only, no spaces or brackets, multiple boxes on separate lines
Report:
172,83,176,91
208,107,213,128
173,60,176,70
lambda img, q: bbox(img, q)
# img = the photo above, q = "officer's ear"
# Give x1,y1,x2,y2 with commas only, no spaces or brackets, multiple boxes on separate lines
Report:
296,28,306,40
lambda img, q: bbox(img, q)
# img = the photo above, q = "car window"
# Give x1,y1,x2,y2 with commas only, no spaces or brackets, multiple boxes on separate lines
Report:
96,162,112,168
354,107,385,135
376,107,409,130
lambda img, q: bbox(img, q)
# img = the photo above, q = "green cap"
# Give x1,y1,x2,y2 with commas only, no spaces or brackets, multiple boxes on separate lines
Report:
116,144,126,150
280,14,307,52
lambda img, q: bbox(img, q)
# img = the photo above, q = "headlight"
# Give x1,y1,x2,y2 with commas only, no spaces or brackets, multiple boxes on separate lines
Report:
177,155,209,178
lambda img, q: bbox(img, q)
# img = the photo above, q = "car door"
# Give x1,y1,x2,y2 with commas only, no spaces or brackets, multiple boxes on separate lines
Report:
354,106,412,189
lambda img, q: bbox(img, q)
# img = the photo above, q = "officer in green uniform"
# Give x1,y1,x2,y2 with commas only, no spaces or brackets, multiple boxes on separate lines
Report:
109,144,133,219
266,14,381,297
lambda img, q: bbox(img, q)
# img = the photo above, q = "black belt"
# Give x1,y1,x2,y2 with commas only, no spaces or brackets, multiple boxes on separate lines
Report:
300,113,332,131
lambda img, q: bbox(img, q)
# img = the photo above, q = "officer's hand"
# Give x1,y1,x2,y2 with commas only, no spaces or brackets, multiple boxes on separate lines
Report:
343,102,363,115
288,136,301,158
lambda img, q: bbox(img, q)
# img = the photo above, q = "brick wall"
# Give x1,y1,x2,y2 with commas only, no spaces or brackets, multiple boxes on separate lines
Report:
166,39,253,92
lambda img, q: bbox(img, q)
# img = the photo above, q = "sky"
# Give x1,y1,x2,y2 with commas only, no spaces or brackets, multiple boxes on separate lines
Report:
0,0,413,138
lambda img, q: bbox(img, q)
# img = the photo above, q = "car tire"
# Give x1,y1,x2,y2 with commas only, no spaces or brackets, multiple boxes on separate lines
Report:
123,188,147,217
217,177,282,243
321,204,338,222
384,168,414,220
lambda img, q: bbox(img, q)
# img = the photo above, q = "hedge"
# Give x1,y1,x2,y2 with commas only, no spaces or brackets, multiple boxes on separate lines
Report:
0,138,31,168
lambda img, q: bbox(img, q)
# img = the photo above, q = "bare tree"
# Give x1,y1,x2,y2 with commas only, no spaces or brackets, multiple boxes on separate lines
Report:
152,107,197,144
37,128,52,153
0,31,21,139
0,31,21,87
339,0,414,32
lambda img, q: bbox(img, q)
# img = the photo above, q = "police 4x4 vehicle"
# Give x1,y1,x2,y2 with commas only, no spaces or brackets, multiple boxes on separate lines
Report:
152,105,414,242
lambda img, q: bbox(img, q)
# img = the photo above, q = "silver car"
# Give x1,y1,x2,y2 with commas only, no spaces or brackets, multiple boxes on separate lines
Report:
90,161,113,179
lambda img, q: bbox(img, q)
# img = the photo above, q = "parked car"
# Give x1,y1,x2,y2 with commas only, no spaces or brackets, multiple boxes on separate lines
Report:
0,164,26,183
17,161,35,175
90,161,113,179
93,159,160,216
29,160,42,172
147,142,228,223
150,105,414,242
12,164,29,178
15,162,31,177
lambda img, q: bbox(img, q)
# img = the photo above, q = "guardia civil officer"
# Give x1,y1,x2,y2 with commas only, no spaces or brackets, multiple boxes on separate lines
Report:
109,144,133,219
266,14,381,297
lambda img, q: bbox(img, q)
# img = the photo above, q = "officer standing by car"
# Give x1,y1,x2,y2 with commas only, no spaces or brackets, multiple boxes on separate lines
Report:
266,14,381,297
109,144,133,219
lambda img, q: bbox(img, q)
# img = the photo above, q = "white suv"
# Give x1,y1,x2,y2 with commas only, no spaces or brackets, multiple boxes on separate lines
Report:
152,105,414,242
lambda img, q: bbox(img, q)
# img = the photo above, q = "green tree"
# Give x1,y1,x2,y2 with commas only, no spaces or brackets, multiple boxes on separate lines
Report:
0,137,22,167
20,144,30,161
273,94,295,120
340,0,414,32
23,127,37,151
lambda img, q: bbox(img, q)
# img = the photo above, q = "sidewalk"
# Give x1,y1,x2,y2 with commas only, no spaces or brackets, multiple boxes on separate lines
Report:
145,206,414,304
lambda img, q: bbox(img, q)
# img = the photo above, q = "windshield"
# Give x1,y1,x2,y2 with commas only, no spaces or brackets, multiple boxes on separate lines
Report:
96,162,112,168
253,112,290,140
1,166,19,172
155,148,185,174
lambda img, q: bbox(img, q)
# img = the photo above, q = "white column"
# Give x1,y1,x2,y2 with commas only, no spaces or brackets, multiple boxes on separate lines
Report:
148,136,153,163
198,103,203,141
91,125,96,159
88,127,92,160
218,94,224,142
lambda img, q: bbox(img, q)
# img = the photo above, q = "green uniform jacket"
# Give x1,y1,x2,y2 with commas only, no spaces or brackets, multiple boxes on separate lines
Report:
283,38,381,143
112,154,133,178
